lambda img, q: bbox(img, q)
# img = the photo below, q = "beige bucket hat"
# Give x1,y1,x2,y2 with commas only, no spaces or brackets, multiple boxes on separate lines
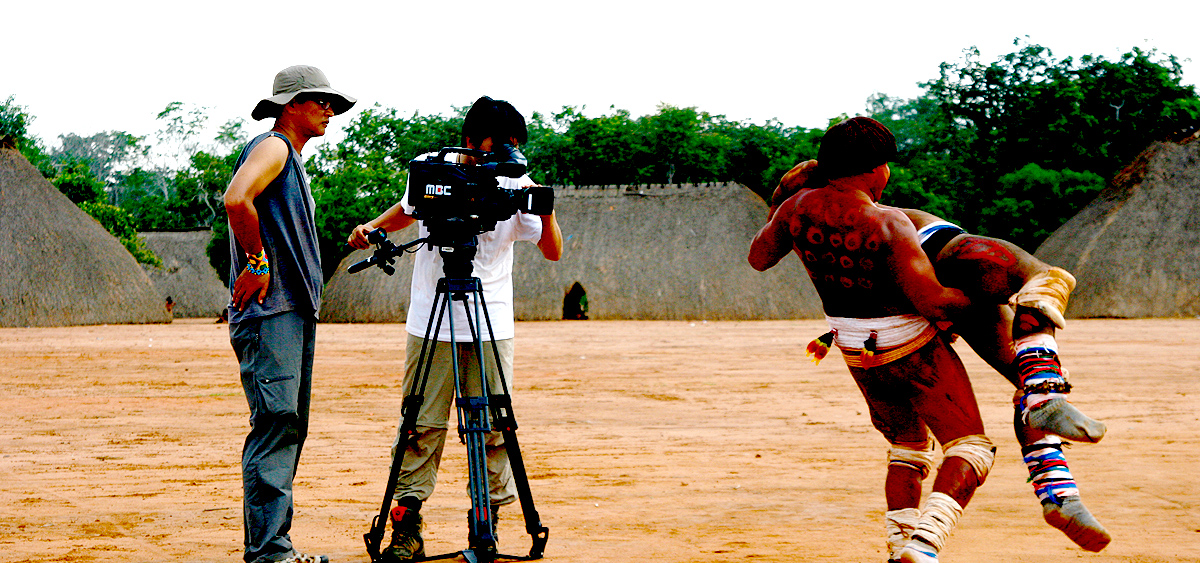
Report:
251,65,357,121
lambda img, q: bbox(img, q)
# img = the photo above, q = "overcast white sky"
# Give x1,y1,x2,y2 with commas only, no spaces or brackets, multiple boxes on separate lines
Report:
6,0,1197,154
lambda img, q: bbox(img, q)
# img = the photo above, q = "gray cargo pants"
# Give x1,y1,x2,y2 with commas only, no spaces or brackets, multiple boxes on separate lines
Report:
231,311,317,563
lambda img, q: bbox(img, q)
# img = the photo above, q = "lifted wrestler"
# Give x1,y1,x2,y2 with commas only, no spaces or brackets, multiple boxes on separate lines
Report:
770,160,1110,552
749,117,995,563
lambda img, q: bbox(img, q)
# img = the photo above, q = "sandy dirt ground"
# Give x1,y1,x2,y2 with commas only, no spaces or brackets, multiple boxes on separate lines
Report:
1,318,1198,563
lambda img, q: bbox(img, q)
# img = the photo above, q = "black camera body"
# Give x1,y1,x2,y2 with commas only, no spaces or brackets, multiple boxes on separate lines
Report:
406,144,553,247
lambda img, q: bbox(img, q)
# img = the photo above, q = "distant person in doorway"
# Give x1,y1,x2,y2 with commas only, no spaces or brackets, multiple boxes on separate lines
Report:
563,282,589,320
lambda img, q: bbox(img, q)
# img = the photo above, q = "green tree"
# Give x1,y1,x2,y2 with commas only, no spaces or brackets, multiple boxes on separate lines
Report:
538,106,645,185
979,164,1104,251
53,131,147,184
640,104,706,184
154,101,210,170
523,107,579,185
520,103,824,195
167,150,237,229
0,95,54,176
119,167,177,230
0,94,32,146
715,119,823,201
52,160,106,204
875,40,1199,248
1070,48,1200,176
78,201,161,266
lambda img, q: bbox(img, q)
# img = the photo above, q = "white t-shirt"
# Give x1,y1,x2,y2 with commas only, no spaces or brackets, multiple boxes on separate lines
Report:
402,153,543,341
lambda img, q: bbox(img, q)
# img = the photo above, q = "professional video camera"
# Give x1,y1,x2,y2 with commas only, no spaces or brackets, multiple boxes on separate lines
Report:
348,143,555,279
406,143,554,247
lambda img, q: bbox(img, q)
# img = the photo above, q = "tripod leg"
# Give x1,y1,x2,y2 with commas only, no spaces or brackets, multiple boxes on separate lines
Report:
364,286,452,562
460,394,497,561
490,394,550,559
453,280,499,562
474,284,550,559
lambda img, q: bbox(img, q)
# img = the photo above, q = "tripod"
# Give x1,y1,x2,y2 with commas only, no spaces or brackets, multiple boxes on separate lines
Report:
353,229,549,563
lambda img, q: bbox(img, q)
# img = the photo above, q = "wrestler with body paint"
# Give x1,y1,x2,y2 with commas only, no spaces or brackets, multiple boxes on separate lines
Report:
750,117,994,563
769,159,1110,554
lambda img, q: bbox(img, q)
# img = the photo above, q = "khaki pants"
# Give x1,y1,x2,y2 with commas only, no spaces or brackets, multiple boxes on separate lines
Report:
391,333,518,506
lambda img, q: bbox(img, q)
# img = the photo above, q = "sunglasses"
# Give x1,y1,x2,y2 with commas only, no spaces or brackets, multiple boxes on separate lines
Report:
297,95,334,111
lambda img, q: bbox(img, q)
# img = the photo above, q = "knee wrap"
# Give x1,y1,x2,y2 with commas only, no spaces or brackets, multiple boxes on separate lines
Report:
1011,267,1076,329
888,439,936,480
943,435,996,483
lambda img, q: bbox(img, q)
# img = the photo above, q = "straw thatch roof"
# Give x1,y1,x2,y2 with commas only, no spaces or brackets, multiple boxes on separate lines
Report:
0,146,171,326
322,183,823,322
140,230,229,318
1035,134,1200,318
322,225,417,323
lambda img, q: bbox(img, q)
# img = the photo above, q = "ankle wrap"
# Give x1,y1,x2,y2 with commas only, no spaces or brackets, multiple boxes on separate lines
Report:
911,492,963,553
1022,437,1079,506
886,508,920,557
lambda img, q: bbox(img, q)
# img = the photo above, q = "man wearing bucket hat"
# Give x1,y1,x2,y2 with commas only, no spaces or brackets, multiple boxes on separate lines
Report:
224,65,355,563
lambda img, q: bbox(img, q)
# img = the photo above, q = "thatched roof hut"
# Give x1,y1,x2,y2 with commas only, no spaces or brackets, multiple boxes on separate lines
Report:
0,145,171,326
140,230,229,318
322,183,823,322
1035,134,1200,318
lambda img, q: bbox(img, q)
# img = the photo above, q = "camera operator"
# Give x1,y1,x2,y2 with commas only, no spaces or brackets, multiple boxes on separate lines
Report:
346,96,561,562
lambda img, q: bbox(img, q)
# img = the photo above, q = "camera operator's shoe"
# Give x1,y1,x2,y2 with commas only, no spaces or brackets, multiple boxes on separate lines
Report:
383,505,424,563
467,504,500,552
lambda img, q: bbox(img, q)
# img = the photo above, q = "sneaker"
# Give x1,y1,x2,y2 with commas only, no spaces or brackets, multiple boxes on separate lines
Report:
278,553,329,563
897,543,938,563
383,506,424,563
256,552,328,563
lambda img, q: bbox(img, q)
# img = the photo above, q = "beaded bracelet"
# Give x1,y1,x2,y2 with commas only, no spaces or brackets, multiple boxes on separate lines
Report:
246,249,270,276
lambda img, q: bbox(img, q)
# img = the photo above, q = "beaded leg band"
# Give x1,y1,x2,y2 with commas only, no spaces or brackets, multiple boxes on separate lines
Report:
1014,346,1105,443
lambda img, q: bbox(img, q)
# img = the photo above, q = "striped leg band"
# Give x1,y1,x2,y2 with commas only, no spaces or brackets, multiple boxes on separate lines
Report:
1022,436,1080,506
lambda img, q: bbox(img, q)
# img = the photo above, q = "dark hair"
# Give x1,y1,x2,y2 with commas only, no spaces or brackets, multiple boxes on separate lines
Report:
817,116,896,180
462,96,528,147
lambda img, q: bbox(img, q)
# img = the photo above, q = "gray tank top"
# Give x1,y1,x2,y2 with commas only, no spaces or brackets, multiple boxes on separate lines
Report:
226,132,322,323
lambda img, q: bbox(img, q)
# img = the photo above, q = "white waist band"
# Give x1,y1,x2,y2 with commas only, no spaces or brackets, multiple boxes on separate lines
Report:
825,314,933,349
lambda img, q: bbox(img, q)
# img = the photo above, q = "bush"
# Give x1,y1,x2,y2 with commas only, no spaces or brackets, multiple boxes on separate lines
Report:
78,201,162,267
977,164,1104,251
53,161,106,204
